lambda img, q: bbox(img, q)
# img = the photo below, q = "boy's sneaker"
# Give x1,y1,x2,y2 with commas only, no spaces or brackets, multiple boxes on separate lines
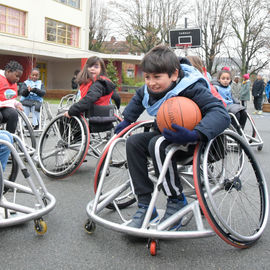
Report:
252,111,258,114
127,203,159,229
257,110,263,115
160,194,188,230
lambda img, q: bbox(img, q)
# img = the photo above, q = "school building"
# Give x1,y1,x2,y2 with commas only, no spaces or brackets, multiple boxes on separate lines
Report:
0,0,142,92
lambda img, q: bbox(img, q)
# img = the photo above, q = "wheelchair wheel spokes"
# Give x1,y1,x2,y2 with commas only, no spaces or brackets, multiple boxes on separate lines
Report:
94,121,155,209
3,152,19,193
38,114,89,179
194,130,269,248
94,139,135,209
15,110,36,155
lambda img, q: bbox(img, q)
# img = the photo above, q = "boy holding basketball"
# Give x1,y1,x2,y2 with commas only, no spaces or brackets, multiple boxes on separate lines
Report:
115,45,230,229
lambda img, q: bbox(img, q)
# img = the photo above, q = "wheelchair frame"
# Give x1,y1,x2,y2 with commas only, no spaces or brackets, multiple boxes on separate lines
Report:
229,112,263,151
0,134,56,234
85,121,269,256
21,101,54,136
0,109,36,157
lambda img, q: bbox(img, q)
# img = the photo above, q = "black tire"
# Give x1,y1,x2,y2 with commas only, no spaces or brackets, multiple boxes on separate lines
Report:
194,130,268,248
38,114,90,179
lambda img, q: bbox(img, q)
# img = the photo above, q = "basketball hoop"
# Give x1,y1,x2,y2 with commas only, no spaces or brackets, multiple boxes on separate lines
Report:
175,43,192,49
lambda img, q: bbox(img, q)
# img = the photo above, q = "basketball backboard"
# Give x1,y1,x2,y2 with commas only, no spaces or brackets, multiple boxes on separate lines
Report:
169,28,201,49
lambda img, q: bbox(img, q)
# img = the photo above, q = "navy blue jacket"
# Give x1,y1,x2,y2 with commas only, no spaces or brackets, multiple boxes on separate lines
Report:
123,81,230,141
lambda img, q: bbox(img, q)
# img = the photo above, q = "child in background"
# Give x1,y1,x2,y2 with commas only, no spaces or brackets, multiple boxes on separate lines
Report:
64,56,118,118
213,69,247,129
186,55,226,107
65,57,122,118
114,45,230,229
20,68,46,130
265,79,270,103
240,73,251,108
231,76,241,100
0,61,23,133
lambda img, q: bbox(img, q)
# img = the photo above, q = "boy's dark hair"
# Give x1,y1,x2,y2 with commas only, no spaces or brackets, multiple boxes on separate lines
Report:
76,56,107,85
217,69,232,79
141,45,183,78
5,60,23,72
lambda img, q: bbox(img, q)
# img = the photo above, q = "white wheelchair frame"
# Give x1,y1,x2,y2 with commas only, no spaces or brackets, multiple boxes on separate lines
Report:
229,112,263,151
85,120,269,255
0,134,56,234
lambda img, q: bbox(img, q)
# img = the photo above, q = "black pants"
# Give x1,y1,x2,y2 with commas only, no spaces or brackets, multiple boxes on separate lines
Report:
0,107,18,133
241,100,247,108
126,131,195,205
253,96,263,111
234,110,248,129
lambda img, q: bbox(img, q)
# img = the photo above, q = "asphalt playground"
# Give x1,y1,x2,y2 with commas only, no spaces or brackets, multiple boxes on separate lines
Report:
0,102,270,270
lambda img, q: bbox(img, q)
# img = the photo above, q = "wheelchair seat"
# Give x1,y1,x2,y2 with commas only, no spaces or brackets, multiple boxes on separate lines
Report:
88,104,117,133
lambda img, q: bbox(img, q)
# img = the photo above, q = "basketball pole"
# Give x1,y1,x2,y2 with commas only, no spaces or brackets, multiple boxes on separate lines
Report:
184,18,188,56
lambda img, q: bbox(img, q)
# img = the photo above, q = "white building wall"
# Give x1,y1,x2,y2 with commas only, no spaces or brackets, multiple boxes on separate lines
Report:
0,0,90,53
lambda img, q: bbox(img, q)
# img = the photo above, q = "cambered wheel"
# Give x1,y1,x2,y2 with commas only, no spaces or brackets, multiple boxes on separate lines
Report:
15,110,36,154
193,130,269,248
38,114,90,179
34,219,47,235
3,152,19,193
94,121,155,210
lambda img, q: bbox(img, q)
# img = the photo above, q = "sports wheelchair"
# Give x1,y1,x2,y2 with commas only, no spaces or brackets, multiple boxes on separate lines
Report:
37,103,122,179
229,112,263,151
0,134,56,234
0,109,36,157
31,101,54,136
85,120,269,256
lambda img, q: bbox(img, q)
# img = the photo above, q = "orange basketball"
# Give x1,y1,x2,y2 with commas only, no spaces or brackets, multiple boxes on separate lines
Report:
156,96,202,132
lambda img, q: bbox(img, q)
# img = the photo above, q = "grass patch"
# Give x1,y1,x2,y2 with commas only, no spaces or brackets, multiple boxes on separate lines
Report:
44,98,61,104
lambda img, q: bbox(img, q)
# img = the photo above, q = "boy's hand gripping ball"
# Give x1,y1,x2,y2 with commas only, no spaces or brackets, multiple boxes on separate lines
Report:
156,96,202,133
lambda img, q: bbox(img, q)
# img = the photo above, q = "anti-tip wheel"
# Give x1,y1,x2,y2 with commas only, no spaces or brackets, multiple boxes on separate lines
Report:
34,219,47,235
149,240,158,256
84,219,96,234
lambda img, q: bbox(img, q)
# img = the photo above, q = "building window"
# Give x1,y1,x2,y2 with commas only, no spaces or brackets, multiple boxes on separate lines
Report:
55,0,80,9
45,18,79,47
0,5,26,36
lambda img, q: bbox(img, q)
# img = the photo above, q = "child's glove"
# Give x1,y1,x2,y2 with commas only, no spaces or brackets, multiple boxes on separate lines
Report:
114,119,131,134
162,124,199,144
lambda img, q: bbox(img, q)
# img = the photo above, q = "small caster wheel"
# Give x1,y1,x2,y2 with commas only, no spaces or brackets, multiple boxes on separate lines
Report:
149,240,157,256
34,219,47,235
257,145,263,151
84,219,96,234
148,239,159,256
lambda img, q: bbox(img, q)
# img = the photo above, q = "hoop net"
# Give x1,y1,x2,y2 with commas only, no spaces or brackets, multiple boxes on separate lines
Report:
175,43,192,49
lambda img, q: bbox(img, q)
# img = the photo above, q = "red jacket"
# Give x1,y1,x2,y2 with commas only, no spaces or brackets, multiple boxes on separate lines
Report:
68,77,115,117
0,74,18,101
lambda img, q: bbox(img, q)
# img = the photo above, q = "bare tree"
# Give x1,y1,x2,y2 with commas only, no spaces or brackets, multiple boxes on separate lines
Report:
108,0,186,53
194,0,231,75
89,0,109,52
228,0,270,76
